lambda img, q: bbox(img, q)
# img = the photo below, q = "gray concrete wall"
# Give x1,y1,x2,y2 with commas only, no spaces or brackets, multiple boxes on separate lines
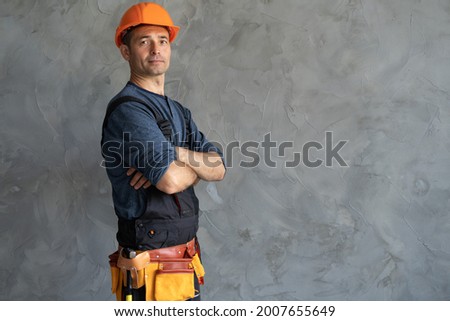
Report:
1,0,449,300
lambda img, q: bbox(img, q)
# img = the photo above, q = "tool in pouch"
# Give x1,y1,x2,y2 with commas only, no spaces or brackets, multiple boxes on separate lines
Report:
122,248,136,301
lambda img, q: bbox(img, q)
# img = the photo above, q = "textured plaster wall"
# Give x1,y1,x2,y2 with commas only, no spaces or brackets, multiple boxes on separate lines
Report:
1,0,450,300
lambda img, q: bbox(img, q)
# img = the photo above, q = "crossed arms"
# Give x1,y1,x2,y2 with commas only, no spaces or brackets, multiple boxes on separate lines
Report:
128,146,225,194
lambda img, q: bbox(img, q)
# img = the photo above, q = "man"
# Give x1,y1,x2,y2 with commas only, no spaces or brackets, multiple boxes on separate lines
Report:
101,2,225,301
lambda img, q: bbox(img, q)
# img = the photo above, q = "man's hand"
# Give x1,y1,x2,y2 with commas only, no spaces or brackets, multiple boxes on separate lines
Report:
127,167,152,190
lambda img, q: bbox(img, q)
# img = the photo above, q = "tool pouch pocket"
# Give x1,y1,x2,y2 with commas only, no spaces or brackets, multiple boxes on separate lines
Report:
154,258,195,301
191,253,205,284
108,251,123,301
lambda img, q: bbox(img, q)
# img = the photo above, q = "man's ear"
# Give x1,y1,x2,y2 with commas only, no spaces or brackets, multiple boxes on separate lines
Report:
119,44,131,61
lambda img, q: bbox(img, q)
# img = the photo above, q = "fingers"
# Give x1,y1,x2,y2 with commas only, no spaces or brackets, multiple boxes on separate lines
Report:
133,175,151,190
129,170,143,187
128,168,152,190
127,167,137,176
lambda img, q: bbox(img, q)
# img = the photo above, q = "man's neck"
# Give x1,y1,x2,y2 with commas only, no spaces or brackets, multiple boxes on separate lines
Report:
130,74,165,96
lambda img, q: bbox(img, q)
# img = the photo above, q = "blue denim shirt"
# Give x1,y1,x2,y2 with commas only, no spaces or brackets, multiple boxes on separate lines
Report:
102,82,223,220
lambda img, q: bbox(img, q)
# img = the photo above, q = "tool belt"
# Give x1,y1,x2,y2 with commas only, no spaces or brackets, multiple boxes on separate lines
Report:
108,238,205,301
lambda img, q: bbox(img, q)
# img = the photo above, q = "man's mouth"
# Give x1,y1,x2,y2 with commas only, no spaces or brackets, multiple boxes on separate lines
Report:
148,57,164,63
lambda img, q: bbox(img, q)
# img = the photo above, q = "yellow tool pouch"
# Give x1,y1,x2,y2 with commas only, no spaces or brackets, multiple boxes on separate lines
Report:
109,251,123,301
191,253,205,285
108,247,205,301
153,258,195,301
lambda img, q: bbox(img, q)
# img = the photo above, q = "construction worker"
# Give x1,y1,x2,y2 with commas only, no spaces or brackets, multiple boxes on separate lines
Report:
101,2,226,301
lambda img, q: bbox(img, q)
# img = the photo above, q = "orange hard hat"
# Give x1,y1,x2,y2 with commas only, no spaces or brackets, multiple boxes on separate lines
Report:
115,2,180,47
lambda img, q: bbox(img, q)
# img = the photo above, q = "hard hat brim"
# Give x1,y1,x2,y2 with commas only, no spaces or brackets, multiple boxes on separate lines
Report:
115,23,180,47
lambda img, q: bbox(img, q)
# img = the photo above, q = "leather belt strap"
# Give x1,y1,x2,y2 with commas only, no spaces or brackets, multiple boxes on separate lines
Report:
116,238,197,271
149,237,196,259
116,250,150,271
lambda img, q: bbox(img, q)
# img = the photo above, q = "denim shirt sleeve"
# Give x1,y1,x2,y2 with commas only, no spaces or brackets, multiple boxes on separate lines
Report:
102,102,176,185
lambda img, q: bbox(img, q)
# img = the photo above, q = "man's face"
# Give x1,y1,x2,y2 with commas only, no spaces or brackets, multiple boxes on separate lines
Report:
121,25,171,79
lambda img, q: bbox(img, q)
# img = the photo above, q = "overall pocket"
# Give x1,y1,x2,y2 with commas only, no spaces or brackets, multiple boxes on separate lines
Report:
153,258,195,301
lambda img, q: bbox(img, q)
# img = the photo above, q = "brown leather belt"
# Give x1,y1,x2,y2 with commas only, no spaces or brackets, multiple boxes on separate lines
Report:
115,238,197,271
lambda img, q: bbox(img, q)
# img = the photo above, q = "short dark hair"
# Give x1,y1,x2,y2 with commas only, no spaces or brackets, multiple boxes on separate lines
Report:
121,27,136,47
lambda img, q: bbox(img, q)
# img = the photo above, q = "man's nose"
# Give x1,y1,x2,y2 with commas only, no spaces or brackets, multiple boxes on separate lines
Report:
150,42,160,55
